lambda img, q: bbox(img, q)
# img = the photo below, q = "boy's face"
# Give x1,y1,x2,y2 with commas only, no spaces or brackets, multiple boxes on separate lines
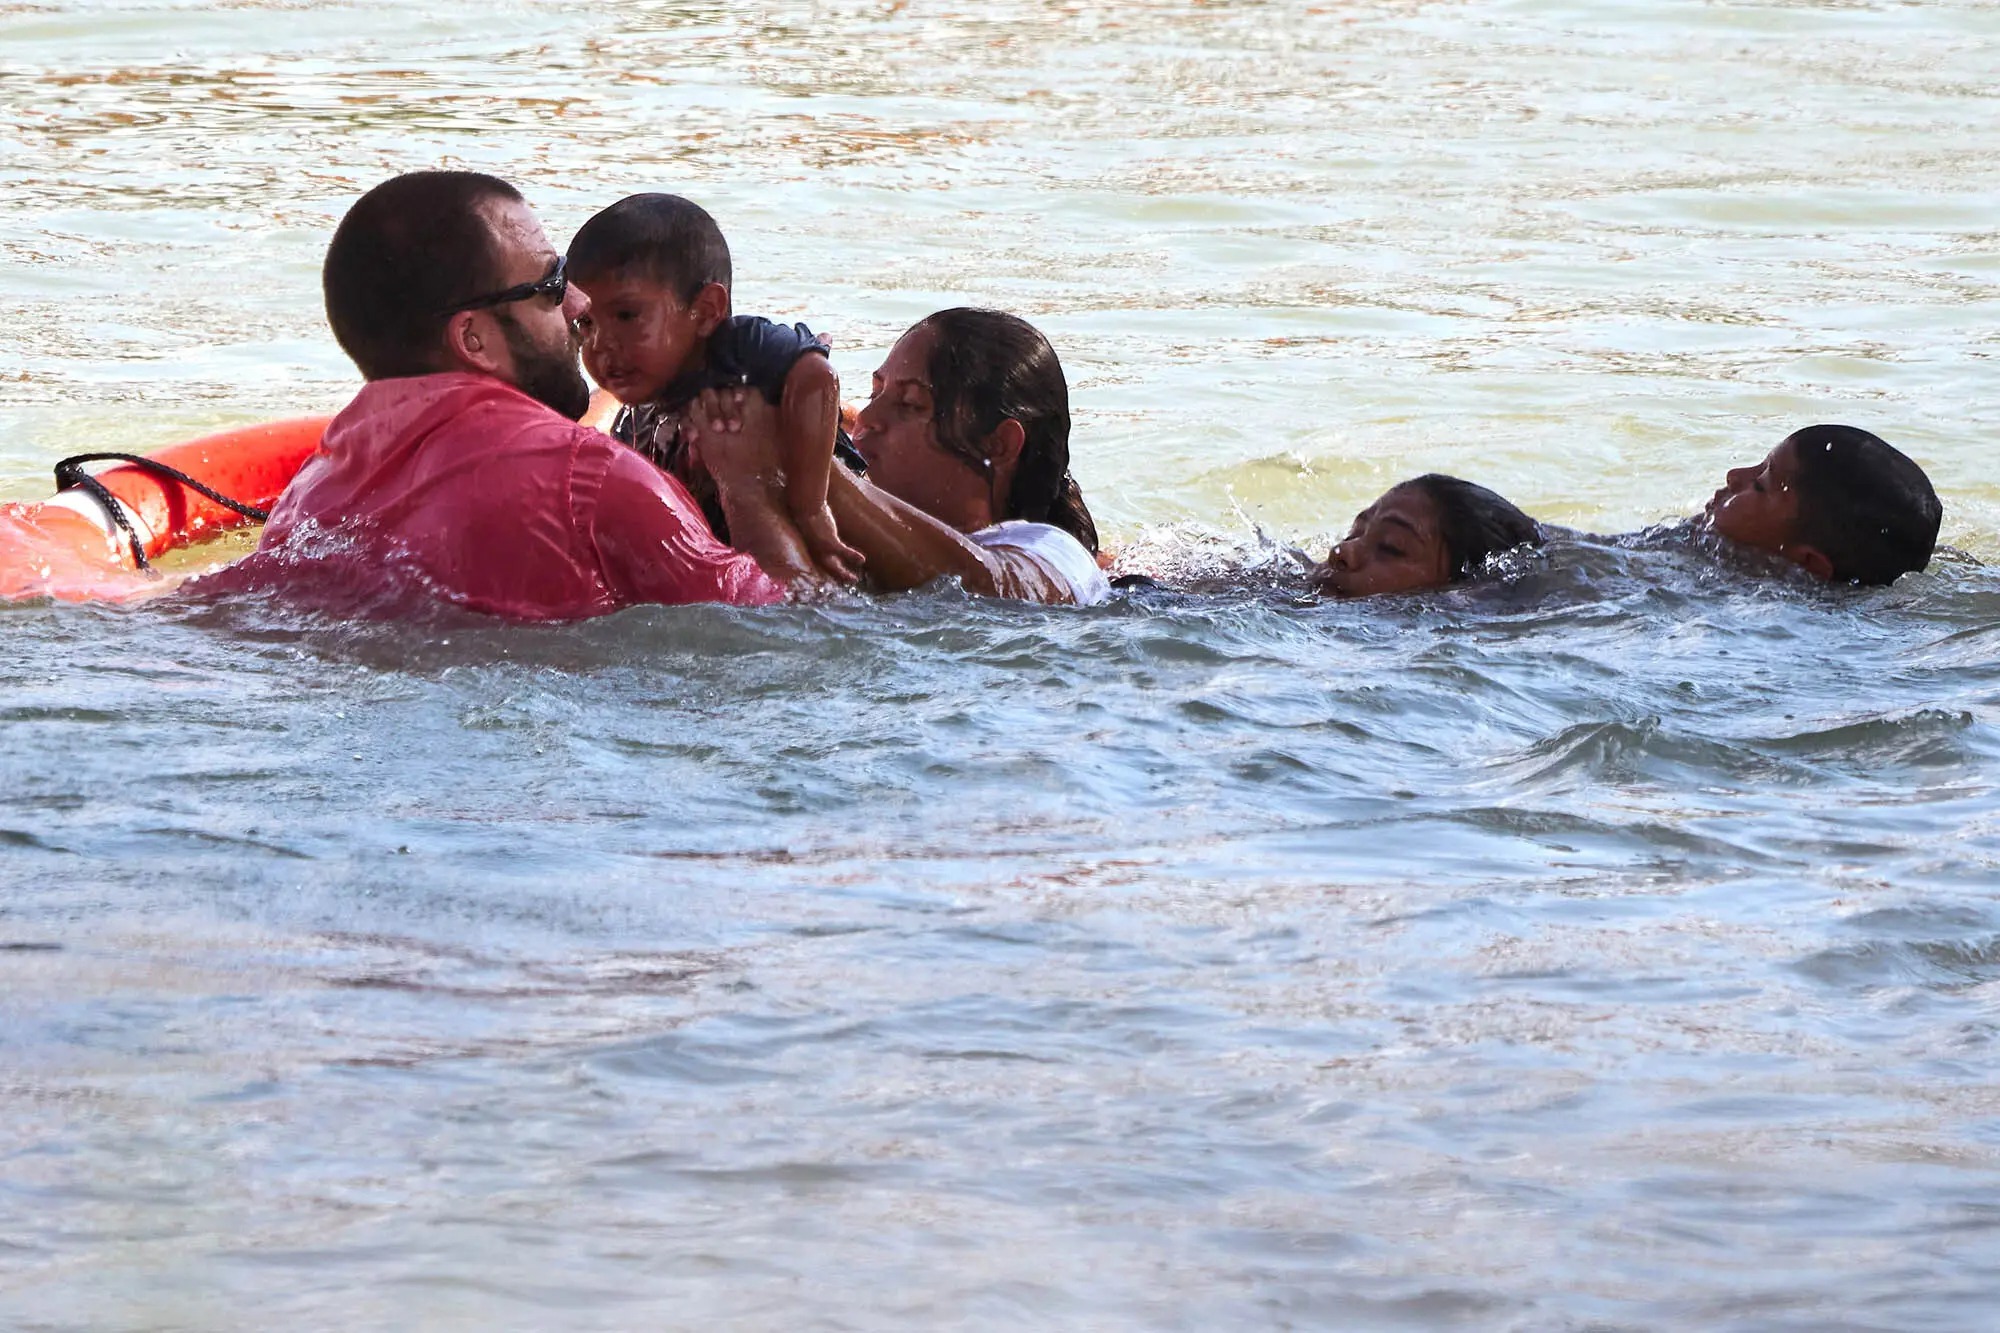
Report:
1705,439,1805,556
571,270,713,404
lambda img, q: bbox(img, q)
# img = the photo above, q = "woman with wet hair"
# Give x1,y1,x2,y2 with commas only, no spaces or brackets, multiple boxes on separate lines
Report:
847,308,1108,605
1315,473,1543,598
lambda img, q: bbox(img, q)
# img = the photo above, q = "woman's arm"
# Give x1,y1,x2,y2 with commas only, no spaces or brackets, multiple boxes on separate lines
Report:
828,467,1084,602
825,462,1003,595
692,388,1072,602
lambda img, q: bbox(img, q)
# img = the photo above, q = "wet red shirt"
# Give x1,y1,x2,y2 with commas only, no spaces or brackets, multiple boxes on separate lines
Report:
247,373,782,620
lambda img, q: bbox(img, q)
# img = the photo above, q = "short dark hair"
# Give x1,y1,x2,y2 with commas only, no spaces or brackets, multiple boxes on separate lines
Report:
322,171,524,380
1785,424,1941,586
917,308,1099,555
1399,474,1541,580
566,193,732,300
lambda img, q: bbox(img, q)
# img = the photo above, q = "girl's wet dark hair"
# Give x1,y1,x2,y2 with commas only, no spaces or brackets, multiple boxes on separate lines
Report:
917,308,1099,555
1784,424,1941,586
1400,474,1542,579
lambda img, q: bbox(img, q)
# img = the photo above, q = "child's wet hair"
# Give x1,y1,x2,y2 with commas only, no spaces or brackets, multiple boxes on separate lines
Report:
1785,424,1941,586
1400,474,1542,580
566,193,732,300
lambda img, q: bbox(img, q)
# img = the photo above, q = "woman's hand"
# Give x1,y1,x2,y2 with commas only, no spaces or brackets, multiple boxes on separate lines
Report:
683,386,748,444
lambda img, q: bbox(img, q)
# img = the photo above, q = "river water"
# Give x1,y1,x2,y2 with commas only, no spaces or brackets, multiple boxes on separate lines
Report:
4,1,2000,1328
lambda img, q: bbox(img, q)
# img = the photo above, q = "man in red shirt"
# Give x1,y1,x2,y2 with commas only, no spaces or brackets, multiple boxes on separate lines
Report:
240,171,784,620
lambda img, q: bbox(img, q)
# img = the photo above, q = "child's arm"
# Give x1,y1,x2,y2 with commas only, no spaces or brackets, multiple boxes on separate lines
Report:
684,390,821,588
779,355,865,583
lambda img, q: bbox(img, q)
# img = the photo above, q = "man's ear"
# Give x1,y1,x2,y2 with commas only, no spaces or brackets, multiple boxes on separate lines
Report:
441,312,505,376
1785,543,1836,582
690,282,732,337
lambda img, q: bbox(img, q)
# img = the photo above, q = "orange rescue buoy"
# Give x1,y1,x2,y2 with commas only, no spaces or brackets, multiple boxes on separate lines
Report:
0,416,328,603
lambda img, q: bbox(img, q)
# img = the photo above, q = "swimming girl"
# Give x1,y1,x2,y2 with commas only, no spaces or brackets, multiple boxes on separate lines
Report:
1314,474,1542,597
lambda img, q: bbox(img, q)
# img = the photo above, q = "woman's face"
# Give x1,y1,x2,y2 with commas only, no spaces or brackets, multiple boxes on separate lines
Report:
851,325,991,530
1315,484,1452,597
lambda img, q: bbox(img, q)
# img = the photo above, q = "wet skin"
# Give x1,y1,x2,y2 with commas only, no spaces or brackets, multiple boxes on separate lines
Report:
571,270,858,585
1703,439,1833,580
570,272,717,406
1706,439,1802,552
850,325,1014,536
468,197,592,419
1315,484,1452,597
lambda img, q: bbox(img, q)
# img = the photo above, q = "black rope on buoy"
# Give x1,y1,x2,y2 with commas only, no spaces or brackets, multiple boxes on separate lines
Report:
52,452,271,572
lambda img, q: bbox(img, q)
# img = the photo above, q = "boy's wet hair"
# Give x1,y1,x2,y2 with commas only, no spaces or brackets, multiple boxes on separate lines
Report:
1785,424,1941,586
917,308,1099,555
566,193,732,300
324,170,523,380
1400,474,1542,580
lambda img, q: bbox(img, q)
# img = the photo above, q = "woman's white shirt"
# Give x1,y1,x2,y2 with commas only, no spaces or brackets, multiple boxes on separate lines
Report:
968,520,1111,606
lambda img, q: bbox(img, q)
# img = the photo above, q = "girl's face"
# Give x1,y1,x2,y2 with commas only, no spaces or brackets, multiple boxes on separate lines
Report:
1315,484,1452,597
851,325,993,531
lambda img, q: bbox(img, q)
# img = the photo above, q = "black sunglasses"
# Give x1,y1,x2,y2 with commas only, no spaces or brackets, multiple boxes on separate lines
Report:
441,255,567,316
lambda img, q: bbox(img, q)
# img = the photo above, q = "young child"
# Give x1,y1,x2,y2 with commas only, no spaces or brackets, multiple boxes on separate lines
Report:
1314,474,1542,597
567,193,862,586
1703,424,1941,586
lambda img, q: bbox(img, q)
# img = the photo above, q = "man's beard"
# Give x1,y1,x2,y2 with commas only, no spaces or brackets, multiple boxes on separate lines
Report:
497,311,591,421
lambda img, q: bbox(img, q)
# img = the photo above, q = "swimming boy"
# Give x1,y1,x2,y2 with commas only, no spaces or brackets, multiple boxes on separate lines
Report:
1703,424,1941,586
567,193,862,586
